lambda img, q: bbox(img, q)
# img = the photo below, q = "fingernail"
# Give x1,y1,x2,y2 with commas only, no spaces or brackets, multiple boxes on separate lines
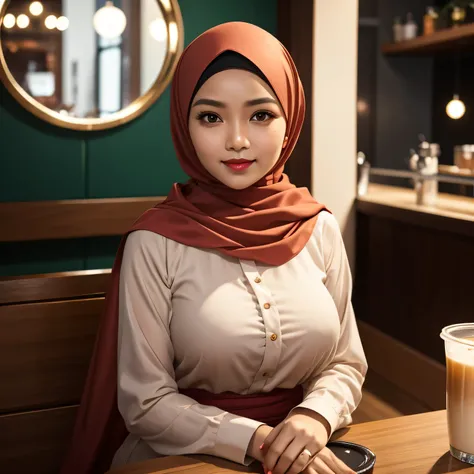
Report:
259,443,264,450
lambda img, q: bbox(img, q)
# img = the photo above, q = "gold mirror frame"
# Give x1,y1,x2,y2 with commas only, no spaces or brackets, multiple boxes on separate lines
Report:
0,0,184,131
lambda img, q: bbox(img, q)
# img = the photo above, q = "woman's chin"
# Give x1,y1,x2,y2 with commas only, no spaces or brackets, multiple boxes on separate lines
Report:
219,170,263,189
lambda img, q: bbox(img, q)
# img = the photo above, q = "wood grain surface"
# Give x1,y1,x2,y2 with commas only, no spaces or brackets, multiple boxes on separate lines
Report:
336,410,473,473
0,196,164,242
107,411,474,474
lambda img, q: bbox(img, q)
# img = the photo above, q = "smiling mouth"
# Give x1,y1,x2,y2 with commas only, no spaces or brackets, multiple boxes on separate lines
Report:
222,159,256,172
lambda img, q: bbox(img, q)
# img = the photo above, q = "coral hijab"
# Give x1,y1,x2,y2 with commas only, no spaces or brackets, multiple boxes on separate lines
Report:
159,21,326,265
60,22,327,474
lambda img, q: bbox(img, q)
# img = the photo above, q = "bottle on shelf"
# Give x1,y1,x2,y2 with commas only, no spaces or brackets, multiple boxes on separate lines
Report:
404,12,418,40
451,6,466,27
393,16,404,42
423,6,438,35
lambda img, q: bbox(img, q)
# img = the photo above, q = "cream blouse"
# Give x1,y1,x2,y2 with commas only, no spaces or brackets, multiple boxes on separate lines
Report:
112,211,367,468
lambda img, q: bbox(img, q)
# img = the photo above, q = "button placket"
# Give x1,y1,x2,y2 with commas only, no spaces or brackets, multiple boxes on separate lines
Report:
239,260,282,389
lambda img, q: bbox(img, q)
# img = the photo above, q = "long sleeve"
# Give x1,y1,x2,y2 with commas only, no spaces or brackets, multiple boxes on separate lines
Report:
116,230,264,465
291,213,368,435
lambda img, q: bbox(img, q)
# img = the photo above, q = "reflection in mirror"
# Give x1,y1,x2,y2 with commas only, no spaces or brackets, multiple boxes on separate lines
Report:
0,0,174,121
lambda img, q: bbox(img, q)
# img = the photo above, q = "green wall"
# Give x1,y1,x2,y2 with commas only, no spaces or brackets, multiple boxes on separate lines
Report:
0,0,277,277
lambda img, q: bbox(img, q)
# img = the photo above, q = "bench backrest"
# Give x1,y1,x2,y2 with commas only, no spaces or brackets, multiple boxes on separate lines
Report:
0,270,111,474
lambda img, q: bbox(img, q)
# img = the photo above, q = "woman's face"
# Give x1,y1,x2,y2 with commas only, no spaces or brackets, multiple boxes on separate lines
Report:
188,69,287,190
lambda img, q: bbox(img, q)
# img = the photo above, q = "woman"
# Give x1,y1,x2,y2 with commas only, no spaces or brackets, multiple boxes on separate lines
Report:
61,21,367,474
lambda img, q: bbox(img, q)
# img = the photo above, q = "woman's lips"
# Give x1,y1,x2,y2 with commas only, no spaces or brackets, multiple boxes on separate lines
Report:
222,159,255,171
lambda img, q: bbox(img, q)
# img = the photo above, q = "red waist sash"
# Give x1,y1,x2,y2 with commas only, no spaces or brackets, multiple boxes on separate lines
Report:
180,385,304,427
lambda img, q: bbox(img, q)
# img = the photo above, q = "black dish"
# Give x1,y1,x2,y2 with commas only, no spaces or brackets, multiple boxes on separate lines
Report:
327,441,376,474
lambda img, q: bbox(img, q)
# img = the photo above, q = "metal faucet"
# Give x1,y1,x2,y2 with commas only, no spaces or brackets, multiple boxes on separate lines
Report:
357,152,370,197
408,136,440,205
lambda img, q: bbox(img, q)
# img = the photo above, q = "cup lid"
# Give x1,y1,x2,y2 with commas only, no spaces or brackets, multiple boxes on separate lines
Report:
327,441,376,473
440,323,474,348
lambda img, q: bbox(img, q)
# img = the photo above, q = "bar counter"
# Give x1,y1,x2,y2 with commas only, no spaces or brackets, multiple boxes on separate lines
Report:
356,184,474,237
354,184,474,414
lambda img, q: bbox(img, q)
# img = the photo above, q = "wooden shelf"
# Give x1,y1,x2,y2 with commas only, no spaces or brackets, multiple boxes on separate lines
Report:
382,22,474,55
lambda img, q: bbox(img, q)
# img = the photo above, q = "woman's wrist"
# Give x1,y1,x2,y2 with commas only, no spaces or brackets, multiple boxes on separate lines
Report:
289,408,331,442
247,424,273,461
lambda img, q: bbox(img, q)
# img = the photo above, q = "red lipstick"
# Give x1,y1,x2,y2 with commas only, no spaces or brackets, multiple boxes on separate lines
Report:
222,158,255,171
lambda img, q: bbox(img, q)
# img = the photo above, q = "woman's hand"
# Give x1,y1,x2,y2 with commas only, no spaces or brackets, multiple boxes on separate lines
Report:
303,447,355,474
247,424,273,462
261,409,331,474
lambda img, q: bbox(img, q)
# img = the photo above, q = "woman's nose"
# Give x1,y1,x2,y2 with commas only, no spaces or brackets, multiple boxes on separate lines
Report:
225,123,250,152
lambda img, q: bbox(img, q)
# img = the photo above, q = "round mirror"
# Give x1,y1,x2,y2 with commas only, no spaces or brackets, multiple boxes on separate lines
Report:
0,0,183,131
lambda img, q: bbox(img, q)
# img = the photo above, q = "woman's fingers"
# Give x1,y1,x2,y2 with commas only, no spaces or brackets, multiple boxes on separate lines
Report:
273,438,309,474
262,425,294,473
316,448,356,474
262,422,284,451
286,438,324,474
309,457,334,474
304,466,318,474
304,467,317,474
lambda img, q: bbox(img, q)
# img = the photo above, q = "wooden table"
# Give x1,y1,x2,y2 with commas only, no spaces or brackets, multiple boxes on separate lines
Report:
108,410,474,474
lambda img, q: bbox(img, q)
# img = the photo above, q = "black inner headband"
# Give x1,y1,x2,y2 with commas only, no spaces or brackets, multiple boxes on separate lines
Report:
189,50,275,112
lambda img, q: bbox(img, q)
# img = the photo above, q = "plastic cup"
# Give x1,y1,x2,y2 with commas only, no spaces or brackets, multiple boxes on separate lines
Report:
440,323,474,465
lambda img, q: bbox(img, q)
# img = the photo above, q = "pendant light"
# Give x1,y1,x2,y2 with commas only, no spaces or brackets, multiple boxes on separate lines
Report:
56,16,69,31
3,13,16,29
44,14,57,30
149,17,167,42
446,53,465,120
16,14,30,29
446,94,466,120
29,2,44,16
93,1,126,39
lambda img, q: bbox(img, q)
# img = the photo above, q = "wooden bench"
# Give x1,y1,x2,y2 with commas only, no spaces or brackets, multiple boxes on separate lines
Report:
0,269,111,474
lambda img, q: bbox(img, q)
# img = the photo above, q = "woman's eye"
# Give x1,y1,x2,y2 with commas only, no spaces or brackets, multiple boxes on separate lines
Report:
198,113,221,123
252,111,274,122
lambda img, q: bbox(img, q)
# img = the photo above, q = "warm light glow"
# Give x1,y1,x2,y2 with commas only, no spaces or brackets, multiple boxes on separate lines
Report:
160,0,171,12
29,1,44,16
93,1,127,39
56,16,69,31
17,14,30,29
44,14,57,30
149,17,167,41
446,94,466,120
3,13,15,29
357,99,369,114
169,21,178,51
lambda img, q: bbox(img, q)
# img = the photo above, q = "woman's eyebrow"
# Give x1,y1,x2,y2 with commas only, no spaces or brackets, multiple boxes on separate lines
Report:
192,97,279,108
245,97,279,107
192,99,225,108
